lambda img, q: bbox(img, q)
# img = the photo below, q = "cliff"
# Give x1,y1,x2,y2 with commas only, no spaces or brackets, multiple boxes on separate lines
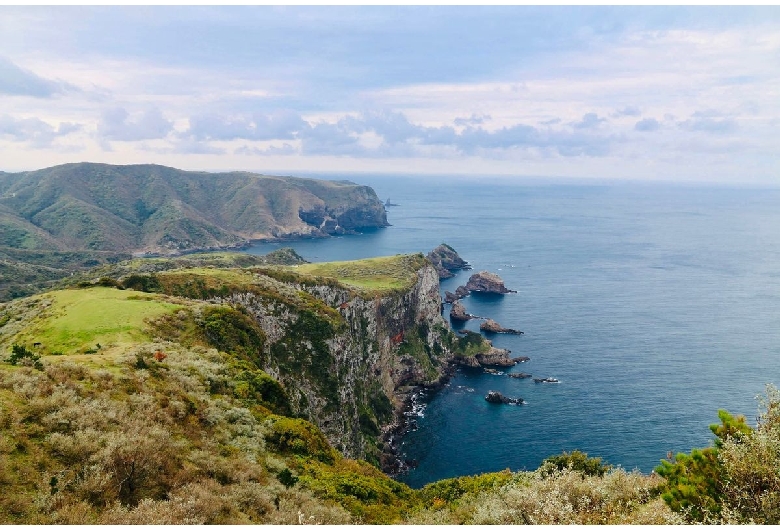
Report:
59,252,483,467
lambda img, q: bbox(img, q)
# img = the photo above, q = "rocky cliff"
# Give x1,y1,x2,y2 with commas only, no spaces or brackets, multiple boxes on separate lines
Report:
114,253,478,468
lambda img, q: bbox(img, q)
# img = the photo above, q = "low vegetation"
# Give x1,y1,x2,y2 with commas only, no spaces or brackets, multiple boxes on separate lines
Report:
1,251,779,524
292,253,429,294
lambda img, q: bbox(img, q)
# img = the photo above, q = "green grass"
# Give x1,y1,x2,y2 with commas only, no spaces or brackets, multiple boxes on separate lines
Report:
10,287,183,355
293,254,427,293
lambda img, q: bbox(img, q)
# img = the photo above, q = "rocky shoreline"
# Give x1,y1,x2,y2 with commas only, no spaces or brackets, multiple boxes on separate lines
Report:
384,245,531,477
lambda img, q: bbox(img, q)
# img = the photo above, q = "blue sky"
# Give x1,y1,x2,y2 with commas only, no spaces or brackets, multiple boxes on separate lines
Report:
1,6,779,183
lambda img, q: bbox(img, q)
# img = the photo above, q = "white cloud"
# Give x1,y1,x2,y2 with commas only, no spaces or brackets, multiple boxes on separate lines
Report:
98,107,173,142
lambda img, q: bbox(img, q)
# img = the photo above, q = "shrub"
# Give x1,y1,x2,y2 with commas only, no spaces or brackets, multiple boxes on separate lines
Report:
540,450,611,477
7,344,42,370
265,416,338,465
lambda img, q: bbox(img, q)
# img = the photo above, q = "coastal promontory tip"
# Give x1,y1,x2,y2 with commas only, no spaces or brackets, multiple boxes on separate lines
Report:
427,243,471,279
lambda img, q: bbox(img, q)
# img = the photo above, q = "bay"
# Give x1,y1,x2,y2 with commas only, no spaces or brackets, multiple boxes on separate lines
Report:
244,175,780,488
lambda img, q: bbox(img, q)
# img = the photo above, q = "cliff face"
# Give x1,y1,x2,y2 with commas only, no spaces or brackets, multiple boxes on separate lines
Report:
211,264,451,464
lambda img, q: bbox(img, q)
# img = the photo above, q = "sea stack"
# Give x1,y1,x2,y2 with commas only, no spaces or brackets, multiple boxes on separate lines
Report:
485,391,524,405
465,271,516,294
449,300,473,321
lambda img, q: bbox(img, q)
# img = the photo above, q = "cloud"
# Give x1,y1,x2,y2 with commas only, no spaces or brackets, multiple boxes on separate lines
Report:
0,57,74,98
298,120,365,156
0,114,81,146
454,114,491,126
98,107,173,141
613,106,642,117
678,111,738,134
571,113,606,129
234,143,298,156
635,118,660,132
186,110,306,141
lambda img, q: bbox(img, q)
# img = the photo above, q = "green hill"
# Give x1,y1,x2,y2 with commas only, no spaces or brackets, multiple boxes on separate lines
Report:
0,163,388,300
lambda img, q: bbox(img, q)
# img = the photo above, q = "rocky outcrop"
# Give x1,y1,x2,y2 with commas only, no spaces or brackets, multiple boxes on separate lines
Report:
508,372,532,379
475,346,516,367
465,271,516,294
444,285,470,304
211,260,463,470
449,300,474,321
480,318,523,335
427,244,471,279
485,391,524,405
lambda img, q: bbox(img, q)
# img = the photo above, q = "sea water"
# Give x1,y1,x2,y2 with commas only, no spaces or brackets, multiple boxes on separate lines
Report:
245,175,780,488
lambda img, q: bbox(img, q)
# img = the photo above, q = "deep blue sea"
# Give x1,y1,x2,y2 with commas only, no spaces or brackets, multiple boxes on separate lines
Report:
245,175,780,488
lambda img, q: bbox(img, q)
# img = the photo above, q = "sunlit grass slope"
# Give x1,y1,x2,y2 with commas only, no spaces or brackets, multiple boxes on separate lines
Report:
292,253,428,293
7,287,183,356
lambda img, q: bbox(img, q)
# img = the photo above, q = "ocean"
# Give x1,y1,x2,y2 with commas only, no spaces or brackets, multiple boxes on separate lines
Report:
244,175,780,488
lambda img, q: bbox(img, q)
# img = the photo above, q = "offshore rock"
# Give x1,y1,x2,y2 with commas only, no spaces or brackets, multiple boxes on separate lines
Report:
427,244,471,279
485,391,524,405
475,346,515,367
480,318,523,335
508,372,532,379
465,271,516,294
444,285,470,303
449,300,473,322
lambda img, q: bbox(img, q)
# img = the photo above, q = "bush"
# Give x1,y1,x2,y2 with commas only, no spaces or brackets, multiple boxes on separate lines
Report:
656,408,754,522
7,344,42,370
540,450,611,477
265,416,338,464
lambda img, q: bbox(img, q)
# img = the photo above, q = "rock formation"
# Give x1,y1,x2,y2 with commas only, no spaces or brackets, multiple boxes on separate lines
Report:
444,285,471,304
480,318,523,335
449,300,473,321
475,346,516,367
508,372,532,379
427,244,471,279
533,377,560,383
465,271,517,294
485,391,524,405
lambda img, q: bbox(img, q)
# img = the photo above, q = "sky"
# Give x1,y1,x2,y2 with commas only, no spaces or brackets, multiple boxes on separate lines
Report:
1,6,779,184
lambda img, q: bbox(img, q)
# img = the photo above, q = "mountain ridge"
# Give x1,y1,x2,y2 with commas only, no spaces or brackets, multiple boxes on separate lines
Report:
0,162,389,300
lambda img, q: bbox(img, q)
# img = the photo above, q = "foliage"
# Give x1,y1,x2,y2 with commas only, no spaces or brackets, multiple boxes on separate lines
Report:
297,459,415,523
655,408,755,522
6,344,42,370
540,450,612,477
411,468,678,525
264,416,339,465
716,385,780,524
200,306,266,365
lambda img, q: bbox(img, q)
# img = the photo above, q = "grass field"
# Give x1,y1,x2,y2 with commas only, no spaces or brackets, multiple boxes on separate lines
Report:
9,287,183,356
293,254,427,293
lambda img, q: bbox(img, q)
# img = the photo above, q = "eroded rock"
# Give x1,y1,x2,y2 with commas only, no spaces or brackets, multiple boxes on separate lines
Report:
427,244,471,279
465,271,516,294
485,390,524,405
480,318,523,335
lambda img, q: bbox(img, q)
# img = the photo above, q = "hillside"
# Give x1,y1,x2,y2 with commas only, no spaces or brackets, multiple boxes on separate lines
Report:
0,252,676,524
0,253,777,524
0,162,388,300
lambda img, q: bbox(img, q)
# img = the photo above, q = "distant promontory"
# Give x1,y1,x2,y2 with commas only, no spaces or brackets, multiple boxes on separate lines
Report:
0,162,389,299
